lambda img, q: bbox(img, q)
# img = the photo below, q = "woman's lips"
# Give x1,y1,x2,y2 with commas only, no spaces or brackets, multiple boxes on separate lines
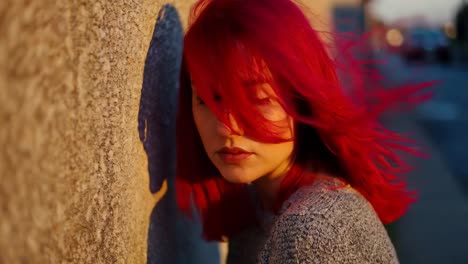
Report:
218,152,253,163
217,147,253,163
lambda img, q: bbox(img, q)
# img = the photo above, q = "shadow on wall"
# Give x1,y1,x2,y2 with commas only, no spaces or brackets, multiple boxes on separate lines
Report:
138,4,220,264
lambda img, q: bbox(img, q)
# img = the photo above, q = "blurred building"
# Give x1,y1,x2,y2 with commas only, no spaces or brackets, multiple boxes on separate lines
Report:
455,2,468,62
301,0,369,33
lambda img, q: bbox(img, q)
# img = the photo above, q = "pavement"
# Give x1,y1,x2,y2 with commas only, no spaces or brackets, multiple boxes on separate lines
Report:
384,114,468,264
377,53,468,263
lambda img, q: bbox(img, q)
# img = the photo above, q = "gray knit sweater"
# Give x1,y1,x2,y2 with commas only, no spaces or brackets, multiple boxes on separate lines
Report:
227,176,399,264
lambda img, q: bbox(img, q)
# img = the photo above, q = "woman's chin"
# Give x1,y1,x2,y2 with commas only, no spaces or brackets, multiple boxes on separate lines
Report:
220,172,254,184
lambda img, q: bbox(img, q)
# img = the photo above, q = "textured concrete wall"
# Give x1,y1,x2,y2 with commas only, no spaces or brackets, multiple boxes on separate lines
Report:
0,0,196,263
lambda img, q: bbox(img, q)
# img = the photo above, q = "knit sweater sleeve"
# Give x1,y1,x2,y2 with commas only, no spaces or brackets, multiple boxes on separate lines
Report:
258,189,400,264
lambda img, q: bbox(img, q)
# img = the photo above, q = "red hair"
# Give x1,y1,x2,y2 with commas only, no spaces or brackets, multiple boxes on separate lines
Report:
175,0,434,241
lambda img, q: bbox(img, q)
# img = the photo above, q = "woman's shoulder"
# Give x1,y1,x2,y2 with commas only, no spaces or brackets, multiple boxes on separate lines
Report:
260,176,399,263
276,176,388,240
279,175,374,219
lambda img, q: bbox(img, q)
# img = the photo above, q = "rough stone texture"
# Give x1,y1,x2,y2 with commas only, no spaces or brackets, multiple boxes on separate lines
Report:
0,0,197,263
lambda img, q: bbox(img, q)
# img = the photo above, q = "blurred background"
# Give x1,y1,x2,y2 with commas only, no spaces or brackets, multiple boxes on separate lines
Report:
1,0,467,263
364,0,468,263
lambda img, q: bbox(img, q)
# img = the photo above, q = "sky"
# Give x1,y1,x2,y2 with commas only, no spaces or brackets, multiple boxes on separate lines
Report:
370,0,464,24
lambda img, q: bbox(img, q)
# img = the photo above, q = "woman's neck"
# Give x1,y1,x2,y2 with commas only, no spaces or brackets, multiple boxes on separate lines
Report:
251,161,334,212
251,159,292,211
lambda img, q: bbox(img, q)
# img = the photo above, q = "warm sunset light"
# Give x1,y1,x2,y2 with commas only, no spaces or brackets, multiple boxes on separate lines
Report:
386,28,404,47
444,22,457,39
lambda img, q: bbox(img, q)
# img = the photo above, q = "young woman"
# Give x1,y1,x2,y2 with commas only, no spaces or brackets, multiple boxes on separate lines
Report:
175,0,431,263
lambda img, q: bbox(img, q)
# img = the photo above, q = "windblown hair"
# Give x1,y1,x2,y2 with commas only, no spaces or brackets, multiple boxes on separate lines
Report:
175,0,432,241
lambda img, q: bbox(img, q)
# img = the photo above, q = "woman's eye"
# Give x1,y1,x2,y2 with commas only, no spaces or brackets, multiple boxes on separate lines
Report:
213,95,222,102
196,95,221,105
196,97,205,105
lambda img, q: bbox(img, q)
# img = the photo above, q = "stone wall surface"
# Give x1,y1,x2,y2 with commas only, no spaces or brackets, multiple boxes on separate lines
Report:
0,0,196,263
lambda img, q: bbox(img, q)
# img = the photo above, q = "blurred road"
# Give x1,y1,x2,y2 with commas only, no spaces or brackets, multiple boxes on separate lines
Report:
379,53,468,193
376,52,468,264
415,66,468,194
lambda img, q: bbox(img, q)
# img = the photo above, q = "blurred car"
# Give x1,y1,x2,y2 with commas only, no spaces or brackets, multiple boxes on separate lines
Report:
401,28,451,63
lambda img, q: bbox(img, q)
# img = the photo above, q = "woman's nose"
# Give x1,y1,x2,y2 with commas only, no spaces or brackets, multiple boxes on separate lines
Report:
216,114,244,136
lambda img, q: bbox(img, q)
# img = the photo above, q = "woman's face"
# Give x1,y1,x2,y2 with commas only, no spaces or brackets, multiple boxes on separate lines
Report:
192,82,294,184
